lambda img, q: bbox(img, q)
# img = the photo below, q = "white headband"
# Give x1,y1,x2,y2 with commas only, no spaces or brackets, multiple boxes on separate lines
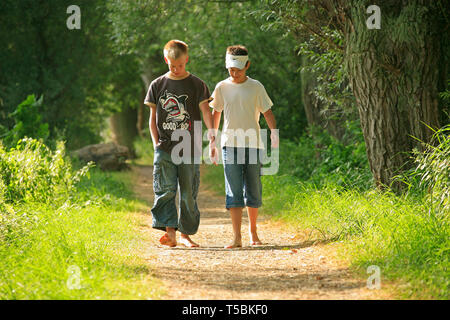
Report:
225,53,249,69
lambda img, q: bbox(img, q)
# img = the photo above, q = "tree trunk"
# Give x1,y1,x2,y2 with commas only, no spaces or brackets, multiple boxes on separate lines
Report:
345,1,441,189
109,106,138,158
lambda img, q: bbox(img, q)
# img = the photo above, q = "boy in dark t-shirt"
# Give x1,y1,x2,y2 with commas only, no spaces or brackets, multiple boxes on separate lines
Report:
144,40,216,247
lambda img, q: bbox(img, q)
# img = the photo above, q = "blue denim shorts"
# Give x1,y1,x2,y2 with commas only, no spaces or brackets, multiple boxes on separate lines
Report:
222,147,262,209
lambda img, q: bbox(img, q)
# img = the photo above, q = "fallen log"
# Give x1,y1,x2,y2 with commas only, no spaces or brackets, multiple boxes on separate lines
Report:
72,142,130,171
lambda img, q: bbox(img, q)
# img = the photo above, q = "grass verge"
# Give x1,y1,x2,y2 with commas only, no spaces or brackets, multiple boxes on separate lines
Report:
202,164,449,299
0,168,164,299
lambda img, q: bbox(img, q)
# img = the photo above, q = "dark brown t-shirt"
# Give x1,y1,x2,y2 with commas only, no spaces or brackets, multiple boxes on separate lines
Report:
144,73,210,157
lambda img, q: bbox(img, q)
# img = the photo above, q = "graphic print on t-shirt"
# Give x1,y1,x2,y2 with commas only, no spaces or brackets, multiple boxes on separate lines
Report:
159,90,191,131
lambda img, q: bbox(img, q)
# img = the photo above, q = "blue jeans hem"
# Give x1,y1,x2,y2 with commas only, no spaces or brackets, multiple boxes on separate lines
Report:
152,224,178,232
226,203,245,209
177,228,198,236
245,200,262,207
225,202,262,209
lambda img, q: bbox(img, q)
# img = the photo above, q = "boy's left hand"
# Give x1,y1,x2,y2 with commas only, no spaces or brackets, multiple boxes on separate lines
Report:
270,129,279,148
209,142,219,165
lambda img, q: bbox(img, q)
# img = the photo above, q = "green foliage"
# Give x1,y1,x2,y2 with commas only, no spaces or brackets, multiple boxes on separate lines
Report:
398,124,450,214
203,120,372,193
107,0,307,140
0,0,143,150
439,80,450,125
297,30,354,114
261,175,449,299
132,134,154,166
0,138,163,299
0,138,91,204
440,82,450,102
258,0,359,135
279,120,372,189
202,119,448,298
2,95,49,148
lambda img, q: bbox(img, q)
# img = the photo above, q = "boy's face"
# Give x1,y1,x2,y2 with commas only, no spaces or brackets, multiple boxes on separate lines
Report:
164,54,189,78
228,61,250,83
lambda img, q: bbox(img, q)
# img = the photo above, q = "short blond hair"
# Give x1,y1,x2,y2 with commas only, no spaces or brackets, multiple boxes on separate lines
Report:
164,40,189,59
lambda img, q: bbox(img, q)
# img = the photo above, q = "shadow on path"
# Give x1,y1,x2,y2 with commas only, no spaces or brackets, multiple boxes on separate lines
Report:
132,164,390,299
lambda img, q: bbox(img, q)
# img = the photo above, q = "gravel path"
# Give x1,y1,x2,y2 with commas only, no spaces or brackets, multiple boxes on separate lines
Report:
132,164,392,300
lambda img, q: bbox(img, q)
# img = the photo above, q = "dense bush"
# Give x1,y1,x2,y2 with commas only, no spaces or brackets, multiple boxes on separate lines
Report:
278,120,372,189
0,138,91,204
0,138,92,246
0,95,50,149
204,120,449,298
398,124,450,215
415,125,449,214
0,137,162,299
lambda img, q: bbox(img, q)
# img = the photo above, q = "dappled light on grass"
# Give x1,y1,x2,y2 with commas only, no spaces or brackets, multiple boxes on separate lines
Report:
204,129,449,299
0,139,164,299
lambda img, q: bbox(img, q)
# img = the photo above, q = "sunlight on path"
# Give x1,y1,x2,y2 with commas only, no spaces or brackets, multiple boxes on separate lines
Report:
131,164,392,300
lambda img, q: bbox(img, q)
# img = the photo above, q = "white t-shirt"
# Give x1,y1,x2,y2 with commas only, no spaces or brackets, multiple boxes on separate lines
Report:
210,77,273,149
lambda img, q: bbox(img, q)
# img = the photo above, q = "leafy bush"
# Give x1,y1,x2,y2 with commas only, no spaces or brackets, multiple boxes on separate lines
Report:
279,120,372,189
261,173,449,299
259,124,449,299
2,95,50,149
403,124,450,214
0,138,163,299
417,125,449,213
0,138,91,204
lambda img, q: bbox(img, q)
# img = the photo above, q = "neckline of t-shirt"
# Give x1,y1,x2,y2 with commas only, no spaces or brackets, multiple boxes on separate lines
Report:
226,76,251,85
165,72,192,81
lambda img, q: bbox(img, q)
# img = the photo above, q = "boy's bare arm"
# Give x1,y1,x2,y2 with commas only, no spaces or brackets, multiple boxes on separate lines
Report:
212,109,222,132
209,107,222,165
199,100,214,131
263,109,279,148
147,104,159,149
262,109,277,130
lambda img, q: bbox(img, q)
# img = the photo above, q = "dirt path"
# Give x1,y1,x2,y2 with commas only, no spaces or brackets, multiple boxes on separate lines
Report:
131,164,393,300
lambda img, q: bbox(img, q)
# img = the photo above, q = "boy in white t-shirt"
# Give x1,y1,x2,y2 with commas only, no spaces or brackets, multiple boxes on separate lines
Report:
210,45,278,248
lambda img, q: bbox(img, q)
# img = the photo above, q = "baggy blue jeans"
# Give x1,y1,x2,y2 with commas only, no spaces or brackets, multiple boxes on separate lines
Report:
151,148,200,235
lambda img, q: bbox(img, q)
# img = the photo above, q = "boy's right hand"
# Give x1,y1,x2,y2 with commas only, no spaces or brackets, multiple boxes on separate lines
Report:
270,129,279,148
209,142,219,165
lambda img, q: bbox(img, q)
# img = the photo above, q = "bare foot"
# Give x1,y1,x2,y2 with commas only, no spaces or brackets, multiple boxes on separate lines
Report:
224,239,242,249
159,233,177,247
179,234,200,248
249,233,262,246
249,240,263,246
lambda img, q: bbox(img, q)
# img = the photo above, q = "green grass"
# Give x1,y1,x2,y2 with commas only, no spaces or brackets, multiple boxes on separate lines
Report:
132,135,154,166
263,174,449,299
202,158,449,300
0,168,165,299
202,162,226,195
